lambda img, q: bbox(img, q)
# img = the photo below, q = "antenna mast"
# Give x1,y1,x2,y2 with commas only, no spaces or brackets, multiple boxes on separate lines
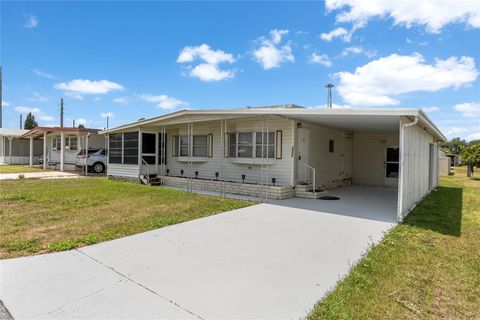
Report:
326,83,334,109
60,98,64,127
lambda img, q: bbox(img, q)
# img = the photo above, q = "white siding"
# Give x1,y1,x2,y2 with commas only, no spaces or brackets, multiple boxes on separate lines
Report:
399,117,436,219
352,132,399,186
297,122,353,186
164,118,295,186
48,134,105,164
107,163,140,178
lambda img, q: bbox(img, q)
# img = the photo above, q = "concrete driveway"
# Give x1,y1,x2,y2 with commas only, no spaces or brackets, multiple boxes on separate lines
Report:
1,187,396,319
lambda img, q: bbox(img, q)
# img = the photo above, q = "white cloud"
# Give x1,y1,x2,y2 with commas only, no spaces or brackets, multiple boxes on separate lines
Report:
189,63,234,82
320,27,349,41
325,0,480,33
444,125,480,140
53,79,124,99
139,94,189,110
14,106,53,121
26,91,49,102
454,102,480,118
341,46,362,57
177,44,236,81
77,118,87,125
335,53,478,106
340,46,376,58
113,96,129,105
253,29,294,70
23,15,38,28
32,69,57,79
2,101,10,107
309,53,332,67
101,112,114,118
422,106,440,113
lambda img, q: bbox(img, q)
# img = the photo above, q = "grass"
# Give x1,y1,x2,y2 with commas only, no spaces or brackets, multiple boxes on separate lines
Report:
0,177,253,259
0,165,48,174
309,166,480,320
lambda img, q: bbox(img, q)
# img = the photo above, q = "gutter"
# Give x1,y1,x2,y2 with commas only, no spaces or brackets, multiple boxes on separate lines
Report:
397,116,419,221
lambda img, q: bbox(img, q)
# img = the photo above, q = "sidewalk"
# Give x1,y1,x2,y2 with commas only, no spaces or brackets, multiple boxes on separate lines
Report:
0,171,82,181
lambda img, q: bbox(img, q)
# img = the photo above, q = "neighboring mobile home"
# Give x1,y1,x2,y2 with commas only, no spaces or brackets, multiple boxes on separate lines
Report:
19,126,105,171
0,128,43,164
100,104,446,221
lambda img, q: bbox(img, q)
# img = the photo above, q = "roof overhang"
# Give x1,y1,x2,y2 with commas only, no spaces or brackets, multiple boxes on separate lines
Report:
19,127,101,140
100,107,446,142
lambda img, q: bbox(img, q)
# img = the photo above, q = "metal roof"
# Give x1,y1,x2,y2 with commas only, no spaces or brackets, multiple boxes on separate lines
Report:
100,106,446,141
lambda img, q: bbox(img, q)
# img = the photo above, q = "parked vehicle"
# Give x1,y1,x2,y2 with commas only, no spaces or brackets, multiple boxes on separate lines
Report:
76,148,107,173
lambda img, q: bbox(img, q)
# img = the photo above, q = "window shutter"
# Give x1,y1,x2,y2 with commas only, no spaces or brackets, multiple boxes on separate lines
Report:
172,135,178,157
224,133,229,158
275,130,282,159
208,134,213,158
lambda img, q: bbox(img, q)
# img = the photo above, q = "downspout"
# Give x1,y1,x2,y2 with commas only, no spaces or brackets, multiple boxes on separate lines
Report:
398,116,419,221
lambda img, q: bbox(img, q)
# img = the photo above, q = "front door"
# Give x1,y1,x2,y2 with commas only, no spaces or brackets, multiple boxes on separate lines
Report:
384,146,399,187
297,128,310,183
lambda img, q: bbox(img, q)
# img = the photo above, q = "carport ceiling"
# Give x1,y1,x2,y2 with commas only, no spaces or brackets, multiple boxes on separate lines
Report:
291,114,401,133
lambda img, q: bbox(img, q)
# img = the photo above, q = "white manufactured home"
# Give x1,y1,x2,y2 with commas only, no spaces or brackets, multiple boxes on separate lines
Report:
0,128,43,164
19,126,105,171
101,105,446,221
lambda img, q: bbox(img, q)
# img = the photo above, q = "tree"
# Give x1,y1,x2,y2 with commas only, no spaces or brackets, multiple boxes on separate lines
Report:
442,137,467,154
24,112,38,129
78,124,85,129
461,144,480,177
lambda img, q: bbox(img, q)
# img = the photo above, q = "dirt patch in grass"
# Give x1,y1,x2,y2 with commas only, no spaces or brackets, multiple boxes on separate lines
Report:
0,177,253,258
308,169,480,319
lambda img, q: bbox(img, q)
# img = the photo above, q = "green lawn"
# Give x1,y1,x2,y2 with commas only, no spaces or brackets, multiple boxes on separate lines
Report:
0,177,253,259
309,167,480,319
0,165,48,174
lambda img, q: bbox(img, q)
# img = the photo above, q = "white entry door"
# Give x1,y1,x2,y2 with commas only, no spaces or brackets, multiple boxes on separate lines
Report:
384,146,399,187
297,128,310,183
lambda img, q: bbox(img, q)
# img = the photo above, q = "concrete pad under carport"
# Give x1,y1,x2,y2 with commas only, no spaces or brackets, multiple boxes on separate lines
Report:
1,191,396,319
272,185,398,223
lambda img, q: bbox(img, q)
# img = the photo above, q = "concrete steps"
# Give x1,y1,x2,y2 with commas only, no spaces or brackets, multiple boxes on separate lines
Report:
294,184,328,199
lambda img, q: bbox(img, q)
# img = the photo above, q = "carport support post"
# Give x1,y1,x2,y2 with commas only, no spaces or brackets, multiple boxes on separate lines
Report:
8,137,12,164
60,131,65,172
29,136,33,167
42,132,47,170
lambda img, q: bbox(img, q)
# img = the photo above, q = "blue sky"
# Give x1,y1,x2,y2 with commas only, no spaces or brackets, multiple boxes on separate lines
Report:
1,1,479,140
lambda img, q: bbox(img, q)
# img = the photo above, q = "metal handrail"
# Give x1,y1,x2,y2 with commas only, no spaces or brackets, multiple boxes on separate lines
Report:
299,162,316,192
141,158,150,185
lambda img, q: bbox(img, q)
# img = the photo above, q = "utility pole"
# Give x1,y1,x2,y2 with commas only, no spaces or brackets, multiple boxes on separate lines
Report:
60,98,64,127
0,66,3,128
326,83,334,109
73,119,75,128
20,114,22,129
106,116,109,129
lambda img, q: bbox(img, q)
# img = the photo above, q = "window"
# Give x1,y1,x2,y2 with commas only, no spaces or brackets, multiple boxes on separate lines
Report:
255,132,275,158
52,136,77,151
52,137,61,151
180,135,189,156
237,132,253,158
123,132,139,164
228,131,278,158
176,135,208,157
65,137,78,151
193,135,208,157
109,133,122,164
329,139,335,153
